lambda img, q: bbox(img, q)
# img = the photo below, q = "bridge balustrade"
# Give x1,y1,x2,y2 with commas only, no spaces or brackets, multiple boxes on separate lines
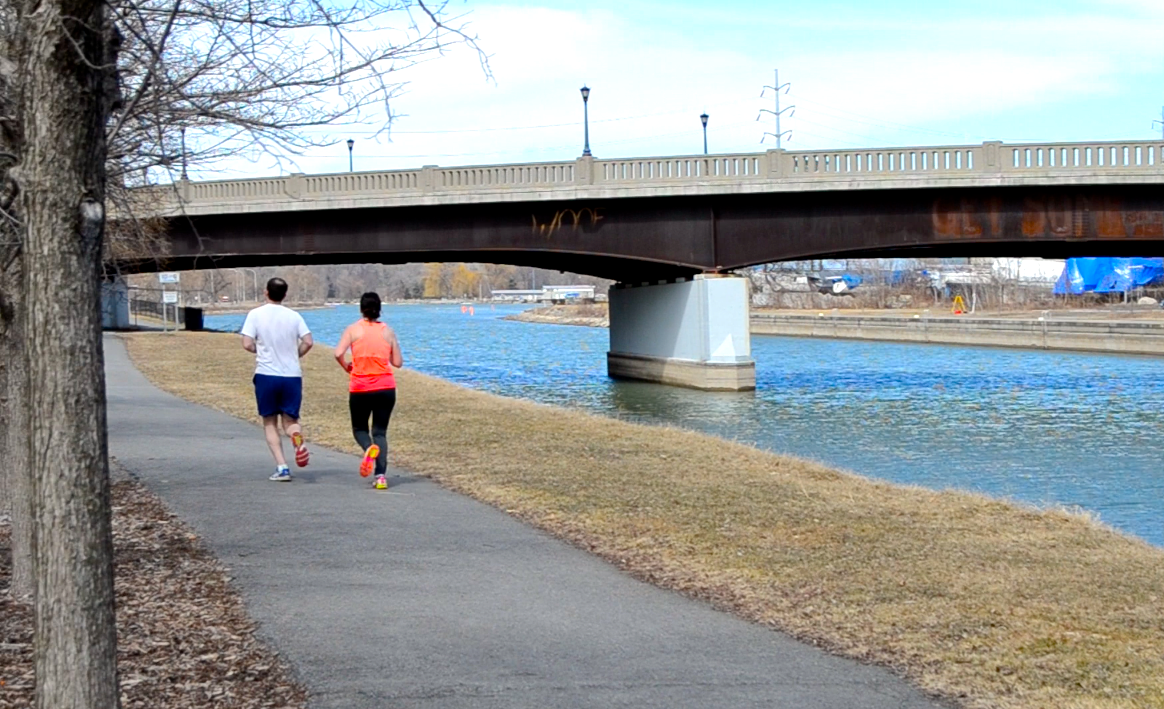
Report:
1007,143,1160,170
439,162,576,188
188,177,288,201
598,156,764,181
304,171,420,194
147,139,1164,216
789,147,980,175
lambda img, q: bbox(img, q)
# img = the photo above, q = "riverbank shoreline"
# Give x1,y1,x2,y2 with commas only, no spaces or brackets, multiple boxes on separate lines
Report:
752,312,1164,355
122,331,1164,709
503,303,609,327
508,304,1164,355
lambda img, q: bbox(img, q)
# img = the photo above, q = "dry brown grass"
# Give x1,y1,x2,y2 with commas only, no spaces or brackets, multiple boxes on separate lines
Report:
122,331,1164,709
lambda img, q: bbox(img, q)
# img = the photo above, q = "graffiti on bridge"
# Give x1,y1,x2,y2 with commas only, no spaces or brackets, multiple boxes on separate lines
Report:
532,208,605,239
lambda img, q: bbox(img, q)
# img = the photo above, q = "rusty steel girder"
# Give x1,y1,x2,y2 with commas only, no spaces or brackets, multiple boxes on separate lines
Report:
130,184,1164,281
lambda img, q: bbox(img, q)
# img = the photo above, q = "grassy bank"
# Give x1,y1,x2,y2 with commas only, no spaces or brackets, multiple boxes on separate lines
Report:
122,331,1164,709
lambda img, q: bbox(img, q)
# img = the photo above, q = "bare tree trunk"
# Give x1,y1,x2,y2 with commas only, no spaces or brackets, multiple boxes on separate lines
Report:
0,265,32,602
19,0,119,705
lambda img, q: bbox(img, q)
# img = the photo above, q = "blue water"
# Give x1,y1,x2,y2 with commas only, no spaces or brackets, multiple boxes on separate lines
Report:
209,304,1164,546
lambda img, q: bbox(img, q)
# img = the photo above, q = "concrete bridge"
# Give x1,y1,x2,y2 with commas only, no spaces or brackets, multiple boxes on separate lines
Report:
138,139,1164,391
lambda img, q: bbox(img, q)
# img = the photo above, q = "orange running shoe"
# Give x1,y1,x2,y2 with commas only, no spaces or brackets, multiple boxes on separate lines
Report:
359,445,380,478
291,432,309,468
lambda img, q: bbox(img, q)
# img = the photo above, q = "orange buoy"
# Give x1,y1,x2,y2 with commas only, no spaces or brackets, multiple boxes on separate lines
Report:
470,306,475,316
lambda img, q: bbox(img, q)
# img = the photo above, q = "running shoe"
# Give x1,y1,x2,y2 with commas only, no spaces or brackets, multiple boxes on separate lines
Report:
373,474,388,490
269,467,292,482
291,432,310,468
359,445,380,478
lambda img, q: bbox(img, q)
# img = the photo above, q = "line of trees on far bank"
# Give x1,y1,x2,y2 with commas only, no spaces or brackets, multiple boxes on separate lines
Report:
127,263,613,304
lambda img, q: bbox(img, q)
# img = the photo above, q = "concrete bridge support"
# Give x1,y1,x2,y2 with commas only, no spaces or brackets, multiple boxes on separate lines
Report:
607,275,755,391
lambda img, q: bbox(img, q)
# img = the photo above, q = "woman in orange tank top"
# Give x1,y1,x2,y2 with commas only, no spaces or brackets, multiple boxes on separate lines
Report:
334,292,403,488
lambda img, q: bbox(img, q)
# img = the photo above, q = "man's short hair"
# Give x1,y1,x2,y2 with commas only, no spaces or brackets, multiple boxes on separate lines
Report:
266,277,289,303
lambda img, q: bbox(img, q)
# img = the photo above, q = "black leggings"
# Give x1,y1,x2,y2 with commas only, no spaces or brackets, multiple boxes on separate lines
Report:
349,389,396,476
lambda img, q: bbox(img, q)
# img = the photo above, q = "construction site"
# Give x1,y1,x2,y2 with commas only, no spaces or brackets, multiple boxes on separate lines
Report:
747,257,1164,314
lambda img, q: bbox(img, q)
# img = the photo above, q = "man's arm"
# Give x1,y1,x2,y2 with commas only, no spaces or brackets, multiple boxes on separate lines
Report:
240,311,257,353
296,314,313,358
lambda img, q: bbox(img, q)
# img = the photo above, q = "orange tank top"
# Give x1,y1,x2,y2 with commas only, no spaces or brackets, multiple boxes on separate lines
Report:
349,321,396,393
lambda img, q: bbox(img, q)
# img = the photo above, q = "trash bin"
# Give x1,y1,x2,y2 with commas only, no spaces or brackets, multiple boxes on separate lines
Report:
183,307,204,332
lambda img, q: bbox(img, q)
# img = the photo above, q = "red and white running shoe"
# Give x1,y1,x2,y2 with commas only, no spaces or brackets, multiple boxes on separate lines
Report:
291,432,310,468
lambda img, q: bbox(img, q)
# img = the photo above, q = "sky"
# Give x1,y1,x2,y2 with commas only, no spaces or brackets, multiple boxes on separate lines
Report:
200,0,1164,179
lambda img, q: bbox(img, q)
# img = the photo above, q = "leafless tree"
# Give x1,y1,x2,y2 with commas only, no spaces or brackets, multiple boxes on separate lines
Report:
0,0,488,703
0,0,31,607
10,0,123,704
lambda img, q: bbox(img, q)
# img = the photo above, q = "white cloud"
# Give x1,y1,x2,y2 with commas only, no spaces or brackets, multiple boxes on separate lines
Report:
196,1,1164,178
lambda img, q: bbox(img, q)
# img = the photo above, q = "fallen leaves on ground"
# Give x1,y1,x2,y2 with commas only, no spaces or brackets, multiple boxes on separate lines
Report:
0,477,306,709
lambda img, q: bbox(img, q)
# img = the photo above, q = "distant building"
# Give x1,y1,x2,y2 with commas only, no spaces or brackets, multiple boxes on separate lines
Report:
542,285,596,303
490,289,543,303
491,285,598,304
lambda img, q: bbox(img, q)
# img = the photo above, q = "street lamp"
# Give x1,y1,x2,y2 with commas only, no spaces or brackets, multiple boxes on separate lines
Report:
347,138,354,172
700,113,709,155
180,126,188,180
580,86,592,157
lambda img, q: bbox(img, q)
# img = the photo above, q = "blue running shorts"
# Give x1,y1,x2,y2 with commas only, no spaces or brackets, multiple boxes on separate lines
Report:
253,374,303,419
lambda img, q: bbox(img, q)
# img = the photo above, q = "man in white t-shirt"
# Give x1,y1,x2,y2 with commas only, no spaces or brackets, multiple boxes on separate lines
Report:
241,277,314,481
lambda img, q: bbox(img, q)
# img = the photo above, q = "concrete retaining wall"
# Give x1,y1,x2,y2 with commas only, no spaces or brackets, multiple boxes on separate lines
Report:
750,314,1164,355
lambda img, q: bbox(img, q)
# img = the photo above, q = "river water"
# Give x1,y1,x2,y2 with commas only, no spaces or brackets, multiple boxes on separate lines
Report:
207,304,1164,546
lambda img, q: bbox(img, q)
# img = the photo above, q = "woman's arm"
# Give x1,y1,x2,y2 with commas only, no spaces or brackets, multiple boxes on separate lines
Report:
333,326,354,373
386,327,403,368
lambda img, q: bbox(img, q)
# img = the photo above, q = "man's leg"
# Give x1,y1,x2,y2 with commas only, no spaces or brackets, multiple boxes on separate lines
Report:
282,377,309,467
283,416,301,440
282,415,309,467
263,415,287,467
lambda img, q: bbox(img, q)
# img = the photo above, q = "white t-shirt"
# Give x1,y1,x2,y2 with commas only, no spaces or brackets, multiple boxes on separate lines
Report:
240,304,311,378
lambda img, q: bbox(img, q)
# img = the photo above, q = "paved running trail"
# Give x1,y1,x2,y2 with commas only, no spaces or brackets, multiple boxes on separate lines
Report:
104,335,945,709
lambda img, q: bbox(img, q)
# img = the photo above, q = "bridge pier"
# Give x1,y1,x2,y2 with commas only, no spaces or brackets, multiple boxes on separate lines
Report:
607,275,755,391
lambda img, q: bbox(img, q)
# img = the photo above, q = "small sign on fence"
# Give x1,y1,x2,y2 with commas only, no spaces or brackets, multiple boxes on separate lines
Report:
162,291,179,304
158,272,180,284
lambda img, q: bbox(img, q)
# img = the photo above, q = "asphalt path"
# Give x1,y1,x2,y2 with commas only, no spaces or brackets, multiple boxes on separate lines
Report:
104,335,944,709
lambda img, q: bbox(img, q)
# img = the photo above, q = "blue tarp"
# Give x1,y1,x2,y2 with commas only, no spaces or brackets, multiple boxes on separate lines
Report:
1054,258,1164,295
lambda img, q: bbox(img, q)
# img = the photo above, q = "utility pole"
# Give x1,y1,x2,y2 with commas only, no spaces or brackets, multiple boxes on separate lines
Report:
759,69,794,148
1154,106,1164,141
180,126,188,180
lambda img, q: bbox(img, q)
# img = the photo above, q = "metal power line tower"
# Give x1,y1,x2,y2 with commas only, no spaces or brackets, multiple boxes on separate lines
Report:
759,69,794,148
1154,106,1164,140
